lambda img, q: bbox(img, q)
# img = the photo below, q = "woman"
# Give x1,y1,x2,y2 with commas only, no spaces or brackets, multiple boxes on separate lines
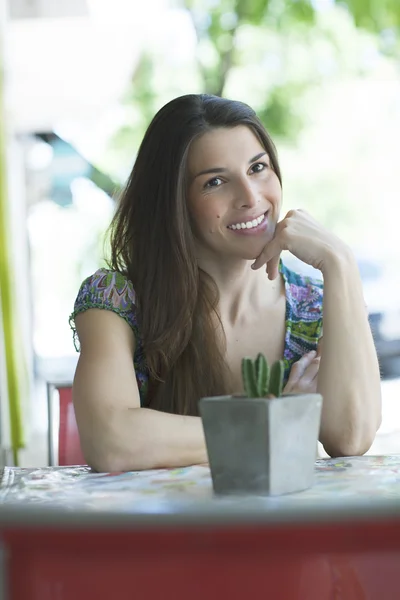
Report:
70,94,381,472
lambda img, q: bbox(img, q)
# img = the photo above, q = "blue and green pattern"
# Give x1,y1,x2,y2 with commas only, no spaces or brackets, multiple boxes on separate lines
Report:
279,261,323,381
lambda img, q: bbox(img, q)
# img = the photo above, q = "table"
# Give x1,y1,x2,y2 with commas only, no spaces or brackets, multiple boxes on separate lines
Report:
2,455,400,599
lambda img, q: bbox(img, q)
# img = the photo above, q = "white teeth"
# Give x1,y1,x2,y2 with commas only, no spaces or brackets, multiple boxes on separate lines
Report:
228,214,265,230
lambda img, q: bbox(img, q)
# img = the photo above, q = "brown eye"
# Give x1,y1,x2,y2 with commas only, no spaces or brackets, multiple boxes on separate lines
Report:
250,162,268,174
205,177,223,189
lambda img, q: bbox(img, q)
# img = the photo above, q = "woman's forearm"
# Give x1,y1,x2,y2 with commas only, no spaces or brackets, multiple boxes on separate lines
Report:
86,407,208,472
318,249,382,457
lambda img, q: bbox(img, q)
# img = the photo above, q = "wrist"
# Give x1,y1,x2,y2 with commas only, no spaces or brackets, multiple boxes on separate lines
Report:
320,244,357,278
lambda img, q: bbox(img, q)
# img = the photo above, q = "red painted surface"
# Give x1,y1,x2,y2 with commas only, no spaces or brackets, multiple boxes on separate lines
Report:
3,517,400,599
58,387,85,466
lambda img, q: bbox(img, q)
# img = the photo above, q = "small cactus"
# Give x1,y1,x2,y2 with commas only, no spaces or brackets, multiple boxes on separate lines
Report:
242,353,284,398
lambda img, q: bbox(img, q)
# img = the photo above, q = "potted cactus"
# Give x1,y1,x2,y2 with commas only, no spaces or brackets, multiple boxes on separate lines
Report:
199,353,323,496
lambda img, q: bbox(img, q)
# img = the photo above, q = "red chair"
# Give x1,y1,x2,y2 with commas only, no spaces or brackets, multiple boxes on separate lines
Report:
46,383,86,466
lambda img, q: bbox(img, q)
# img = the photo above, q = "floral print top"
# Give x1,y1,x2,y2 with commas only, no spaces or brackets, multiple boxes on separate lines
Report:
69,262,323,406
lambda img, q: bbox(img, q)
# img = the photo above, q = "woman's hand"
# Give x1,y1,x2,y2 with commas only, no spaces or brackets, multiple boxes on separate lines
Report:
283,349,321,395
252,209,349,280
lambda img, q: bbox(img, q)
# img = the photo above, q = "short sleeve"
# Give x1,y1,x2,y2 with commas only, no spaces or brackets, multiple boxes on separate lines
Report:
69,268,138,351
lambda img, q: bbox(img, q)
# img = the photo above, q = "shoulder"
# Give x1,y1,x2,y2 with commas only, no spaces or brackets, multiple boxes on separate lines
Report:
69,268,138,349
74,268,136,309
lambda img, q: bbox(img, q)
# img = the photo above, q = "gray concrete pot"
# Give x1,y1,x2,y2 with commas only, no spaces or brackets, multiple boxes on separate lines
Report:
199,393,323,496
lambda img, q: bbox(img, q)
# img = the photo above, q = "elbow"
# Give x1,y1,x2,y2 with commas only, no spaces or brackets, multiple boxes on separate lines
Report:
322,425,378,458
83,438,147,473
321,387,382,458
77,407,150,472
79,424,145,473
84,450,129,473
323,439,371,459
79,434,120,472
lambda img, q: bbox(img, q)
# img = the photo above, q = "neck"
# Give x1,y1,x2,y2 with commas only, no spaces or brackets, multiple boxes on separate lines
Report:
198,255,281,326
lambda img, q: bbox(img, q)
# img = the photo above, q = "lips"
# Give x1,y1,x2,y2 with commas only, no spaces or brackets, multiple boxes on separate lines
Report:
226,212,269,236
227,211,267,231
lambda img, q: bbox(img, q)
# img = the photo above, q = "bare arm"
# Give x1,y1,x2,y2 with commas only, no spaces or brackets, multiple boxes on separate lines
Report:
317,250,382,457
73,309,207,472
252,209,382,457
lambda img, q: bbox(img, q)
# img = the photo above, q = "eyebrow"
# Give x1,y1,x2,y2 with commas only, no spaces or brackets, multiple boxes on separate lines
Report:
193,151,267,179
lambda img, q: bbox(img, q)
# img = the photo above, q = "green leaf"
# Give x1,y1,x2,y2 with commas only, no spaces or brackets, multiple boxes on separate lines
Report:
241,357,259,397
336,0,400,31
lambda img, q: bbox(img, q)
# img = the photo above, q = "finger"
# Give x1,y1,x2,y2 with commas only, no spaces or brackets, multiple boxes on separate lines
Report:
251,238,281,271
283,377,318,395
301,357,320,384
266,254,281,280
285,351,317,387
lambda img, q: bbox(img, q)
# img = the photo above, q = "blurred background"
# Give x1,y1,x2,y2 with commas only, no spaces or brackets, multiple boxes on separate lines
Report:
1,0,400,466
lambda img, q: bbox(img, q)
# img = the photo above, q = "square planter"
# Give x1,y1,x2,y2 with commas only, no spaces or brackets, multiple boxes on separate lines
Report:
199,393,323,496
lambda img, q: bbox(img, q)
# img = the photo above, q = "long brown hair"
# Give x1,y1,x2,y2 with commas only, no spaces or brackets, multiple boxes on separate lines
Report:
109,94,282,415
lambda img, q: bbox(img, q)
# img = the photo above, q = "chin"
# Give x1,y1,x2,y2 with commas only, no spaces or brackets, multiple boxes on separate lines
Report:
241,250,262,261
238,239,271,261
228,249,265,263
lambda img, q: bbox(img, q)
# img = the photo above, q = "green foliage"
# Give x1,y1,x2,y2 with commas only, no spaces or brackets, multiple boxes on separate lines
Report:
179,0,400,141
256,83,306,139
181,0,400,98
340,0,400,55
242,353,284,397
183,0,318,97
106,53,158,176
341,0,400,31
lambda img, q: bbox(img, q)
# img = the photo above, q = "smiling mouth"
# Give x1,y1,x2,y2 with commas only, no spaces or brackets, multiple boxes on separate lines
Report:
227,212,267,231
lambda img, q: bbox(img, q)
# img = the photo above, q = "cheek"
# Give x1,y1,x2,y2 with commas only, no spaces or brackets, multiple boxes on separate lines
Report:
191,201,222,234
271,175,282,205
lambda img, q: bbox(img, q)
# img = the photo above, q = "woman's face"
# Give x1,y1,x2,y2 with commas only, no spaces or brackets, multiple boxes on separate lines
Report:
187,125,282,262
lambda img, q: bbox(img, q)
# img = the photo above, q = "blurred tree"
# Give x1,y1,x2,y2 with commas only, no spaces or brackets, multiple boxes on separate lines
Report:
105,52,159,180
182,0,400,131
343,0,400,40
182,0,318,138
103,0,400,180
183,0,315,96
184,0,400,92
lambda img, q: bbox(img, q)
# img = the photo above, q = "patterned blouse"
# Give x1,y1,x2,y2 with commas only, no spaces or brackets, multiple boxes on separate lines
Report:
69,262,323,406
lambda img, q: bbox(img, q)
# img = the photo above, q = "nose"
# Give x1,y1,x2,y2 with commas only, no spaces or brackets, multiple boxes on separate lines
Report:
233,178,258,209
